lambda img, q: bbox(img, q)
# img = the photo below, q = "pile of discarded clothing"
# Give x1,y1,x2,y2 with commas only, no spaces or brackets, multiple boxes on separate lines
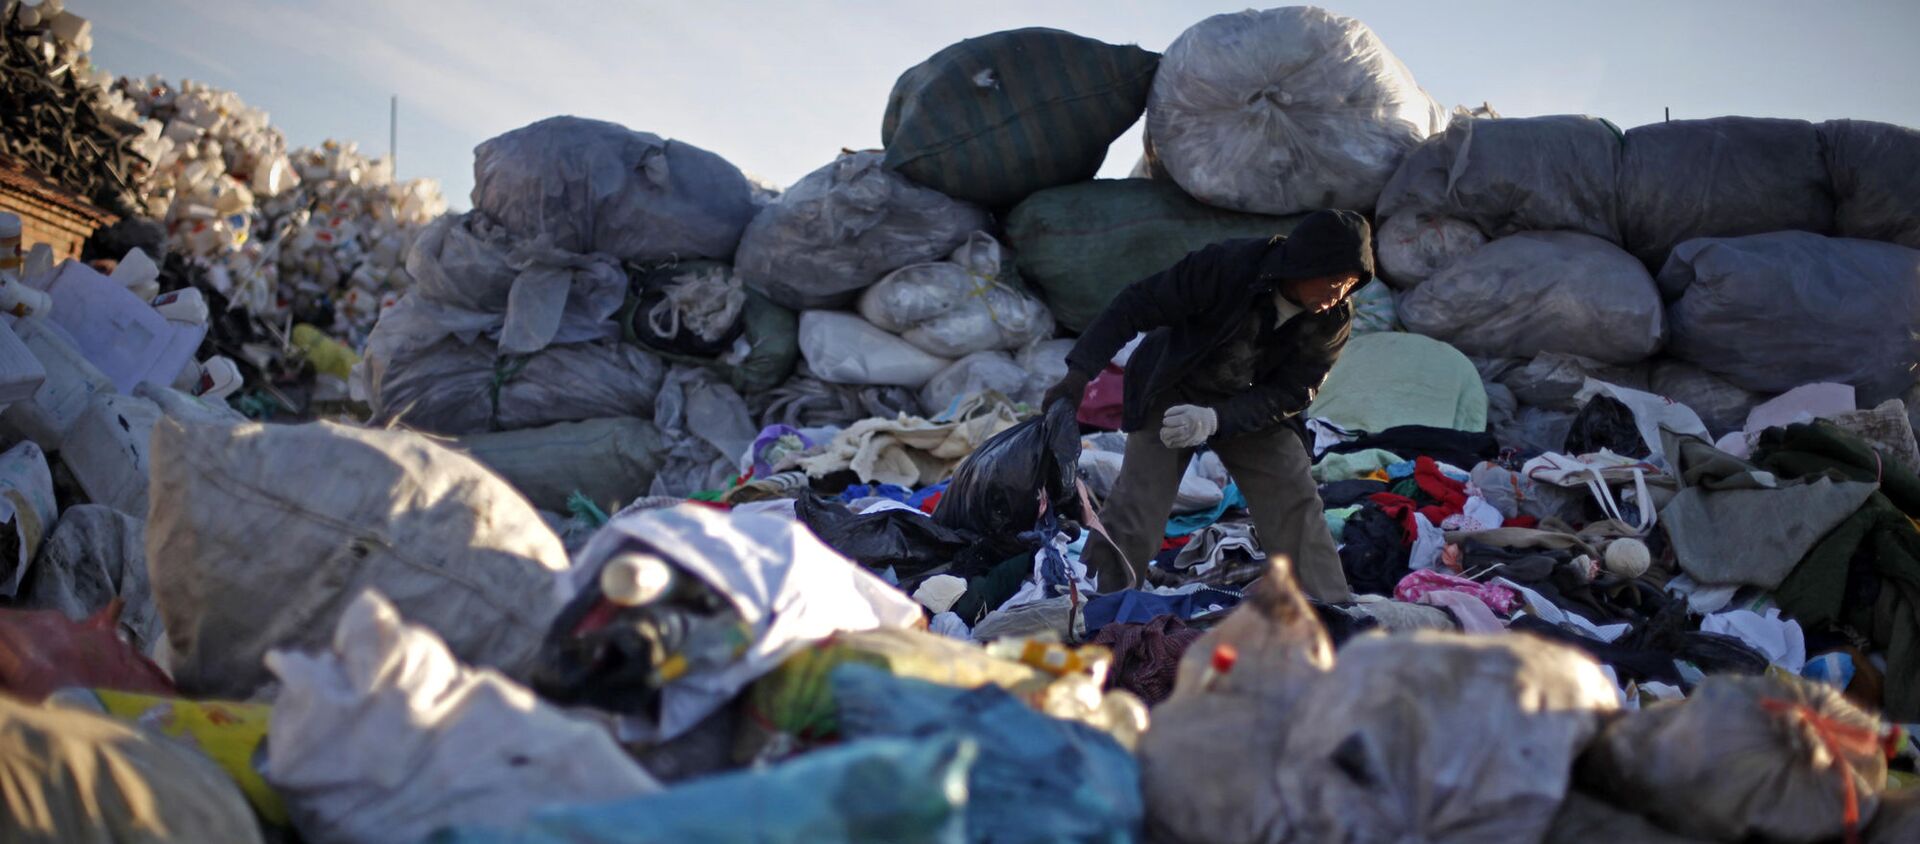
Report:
6,3,1920,843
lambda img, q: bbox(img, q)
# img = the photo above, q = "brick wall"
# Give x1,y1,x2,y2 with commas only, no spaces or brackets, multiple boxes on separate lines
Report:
1,190,96,263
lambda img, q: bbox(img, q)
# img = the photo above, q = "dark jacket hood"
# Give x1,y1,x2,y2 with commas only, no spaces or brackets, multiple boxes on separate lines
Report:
1256,209,1375,288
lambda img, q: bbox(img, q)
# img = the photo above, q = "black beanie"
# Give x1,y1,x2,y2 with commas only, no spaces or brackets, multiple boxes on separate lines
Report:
1257,209,1374,286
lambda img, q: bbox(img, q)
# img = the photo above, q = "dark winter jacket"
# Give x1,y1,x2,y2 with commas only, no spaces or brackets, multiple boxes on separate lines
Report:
1063,209,1373,437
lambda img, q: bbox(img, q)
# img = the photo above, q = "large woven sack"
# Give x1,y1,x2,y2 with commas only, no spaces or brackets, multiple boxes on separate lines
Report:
735,151,988,310
471,116,755,262
1617,116,1834,270
146,415,569,698
1664,231,1920,402
1821,118,1920,250
1400,231,1665,365
882,28,1158,207
1005,178,1299,332
1377,114,1624,242
1145,6,1445,215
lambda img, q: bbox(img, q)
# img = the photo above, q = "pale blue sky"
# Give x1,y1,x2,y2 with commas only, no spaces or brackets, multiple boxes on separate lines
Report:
84,1,1920,211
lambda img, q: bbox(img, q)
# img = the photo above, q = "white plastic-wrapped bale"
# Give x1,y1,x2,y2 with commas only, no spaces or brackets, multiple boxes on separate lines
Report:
146,415,571,699
1145,6,1445,216
1400,232,1665,365
1821,118,1920,250
471,116,756,263
920,351,1032,415
1374,212,1487,290
735,151,989,310
797,310,953,388
1016,339,1075,405
857,232,1054,358
1617,116,1834,271
1664,232,1920,403
1376,114,1624,243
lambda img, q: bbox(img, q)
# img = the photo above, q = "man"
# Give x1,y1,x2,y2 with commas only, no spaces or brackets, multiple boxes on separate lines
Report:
1044,208,1370,603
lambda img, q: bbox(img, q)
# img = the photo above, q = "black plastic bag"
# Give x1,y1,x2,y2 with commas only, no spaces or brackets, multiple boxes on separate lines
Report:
1565,395,1648,458
933,399,1081,556
792,494,976,581
531,538,746,718
1336,504,1410,597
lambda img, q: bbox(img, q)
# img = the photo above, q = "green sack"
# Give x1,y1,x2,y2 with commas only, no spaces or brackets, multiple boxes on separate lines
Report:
1005,178,1303,332
882,29,1159,208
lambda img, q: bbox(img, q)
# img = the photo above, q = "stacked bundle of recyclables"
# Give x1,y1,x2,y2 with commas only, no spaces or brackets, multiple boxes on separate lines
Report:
1375,113,1920,443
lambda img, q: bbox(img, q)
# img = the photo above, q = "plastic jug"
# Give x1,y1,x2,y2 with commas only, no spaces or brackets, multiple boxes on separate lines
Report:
0,319,47,405
0,317,113,450
43,262,205,394
62,393,160,518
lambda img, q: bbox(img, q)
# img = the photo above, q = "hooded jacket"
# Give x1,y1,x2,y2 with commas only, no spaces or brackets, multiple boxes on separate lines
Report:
1063,209,1373,437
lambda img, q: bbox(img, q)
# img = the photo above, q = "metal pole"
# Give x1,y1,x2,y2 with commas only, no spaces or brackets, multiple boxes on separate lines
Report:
390,95,398,174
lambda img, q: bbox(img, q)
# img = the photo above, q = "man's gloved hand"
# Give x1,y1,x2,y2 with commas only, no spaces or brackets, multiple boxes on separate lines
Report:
1042,371,1092,412
1160,404,1218,448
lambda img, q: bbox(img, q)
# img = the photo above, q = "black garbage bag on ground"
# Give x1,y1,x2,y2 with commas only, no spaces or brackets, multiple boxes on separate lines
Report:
1565,395,1650,458
1338,504,1410,597
793,494,977,582
933,399,1080,557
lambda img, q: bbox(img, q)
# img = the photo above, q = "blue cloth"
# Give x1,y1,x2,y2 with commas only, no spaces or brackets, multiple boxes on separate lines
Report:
832,664,1142,843
1387,460,1418,480
906,480,950,511
839,483,913,504
430,736,971,844
1803,651,1856,691
1164,483,1246,537
1083,588,1245,634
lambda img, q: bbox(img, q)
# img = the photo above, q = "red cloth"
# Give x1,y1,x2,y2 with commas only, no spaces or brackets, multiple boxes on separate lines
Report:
1159,535,1194,551
0,601,174,702
917,490,944,514
1077,365,1126,431
1369,492,1419,546
1414,456,1468,526
1503,515,1540,529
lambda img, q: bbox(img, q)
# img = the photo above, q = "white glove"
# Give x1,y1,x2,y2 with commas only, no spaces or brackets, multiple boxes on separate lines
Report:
1160,404,1218,449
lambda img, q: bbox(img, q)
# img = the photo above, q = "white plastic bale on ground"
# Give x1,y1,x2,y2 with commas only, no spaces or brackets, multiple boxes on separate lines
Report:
1145,6,1447,216
797,310,954,389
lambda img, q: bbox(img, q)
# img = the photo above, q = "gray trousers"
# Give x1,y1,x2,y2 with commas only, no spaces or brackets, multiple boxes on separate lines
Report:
1080,419,1353,603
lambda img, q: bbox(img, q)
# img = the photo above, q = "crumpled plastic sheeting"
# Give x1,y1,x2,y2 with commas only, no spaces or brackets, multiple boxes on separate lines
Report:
14,504,158,656
567,506,924,741
650,366,757,497
736,151,989,310
1146,6,1446,216
471,116,756,263
402,211,627,355
752,374,923,430
263,591,659,844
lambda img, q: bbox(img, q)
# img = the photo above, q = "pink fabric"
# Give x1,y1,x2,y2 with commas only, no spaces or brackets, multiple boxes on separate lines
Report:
1418,589,1507,635
1078,365,1125,431
1394,569,1521,617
